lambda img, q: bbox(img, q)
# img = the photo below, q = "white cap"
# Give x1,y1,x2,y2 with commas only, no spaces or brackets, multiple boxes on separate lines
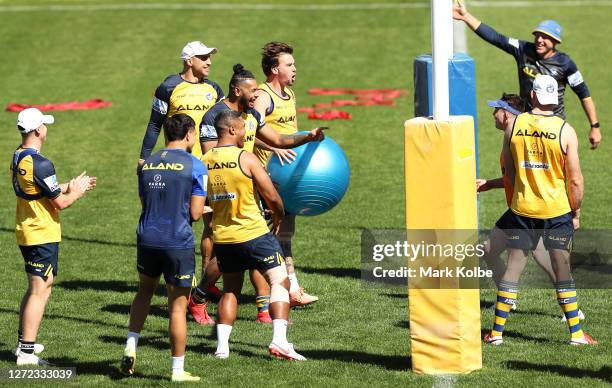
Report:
532,74,558,106
180,41,217,60
17,108,54,133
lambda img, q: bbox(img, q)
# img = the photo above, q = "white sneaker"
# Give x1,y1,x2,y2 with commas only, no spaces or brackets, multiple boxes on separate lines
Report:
14,343,44,356
16,353,50,366
561,309,585,322
214,350,229,359
268,342,306,361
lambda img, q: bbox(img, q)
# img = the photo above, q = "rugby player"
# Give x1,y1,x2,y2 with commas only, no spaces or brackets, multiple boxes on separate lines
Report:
453,2,602,149
253,41,319,307
484,75,596,346
12,108,96,366
204,109,306,361
138,41,224,162
188,64,324,324
121,114,207,382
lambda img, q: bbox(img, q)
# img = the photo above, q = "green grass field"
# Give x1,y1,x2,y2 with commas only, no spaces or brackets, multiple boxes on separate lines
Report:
0,0,610,386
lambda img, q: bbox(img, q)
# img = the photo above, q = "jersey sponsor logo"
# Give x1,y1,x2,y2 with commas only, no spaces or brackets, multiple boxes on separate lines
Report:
210,193,236,201
522,66,538,79
43,175,60,192
207,161,237,170
152,97,169,115
175,273,193,280
508,38,519,48
514,128,557,139
26,261,45,268
521,161,550,169
176,104,210,111
206,93,213,101
244,134,255,143
148,174,166,189
568,71,584,87
142,162,184,171
277,115,295,124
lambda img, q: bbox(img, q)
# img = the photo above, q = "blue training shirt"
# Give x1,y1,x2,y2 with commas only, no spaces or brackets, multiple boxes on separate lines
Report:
137,148,207,249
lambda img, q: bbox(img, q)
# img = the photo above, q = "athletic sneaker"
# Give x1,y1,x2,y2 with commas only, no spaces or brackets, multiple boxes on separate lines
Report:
561,309,585,322
119,348,136,376
205,285,223,303
214,350,229,359
570,332,598,346
188,297,215,325
171,370,201,382
256,311,273,324
290,288,318,307
483,332,503,345
268,343,307,361
16,353,50,366
14,343,44,356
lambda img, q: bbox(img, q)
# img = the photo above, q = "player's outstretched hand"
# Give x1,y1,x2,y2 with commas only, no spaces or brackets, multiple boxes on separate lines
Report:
476,179,489,192
589,127,601,149
273,148,297,166
86,176,97,191
307,127,327,142
453,0,468,20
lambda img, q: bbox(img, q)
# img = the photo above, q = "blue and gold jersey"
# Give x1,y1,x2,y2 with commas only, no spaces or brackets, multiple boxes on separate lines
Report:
140,74,224,159
10,147,62,246
202,146,269,244
137,148,208,249
200,101,264,153
475,23,590,118
509,113,570,218
255,83,298,165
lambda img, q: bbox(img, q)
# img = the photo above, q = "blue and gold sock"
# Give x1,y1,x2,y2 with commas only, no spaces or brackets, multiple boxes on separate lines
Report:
491,280,518,337
256,295,270,314
556,280,584,340
192,287,208,304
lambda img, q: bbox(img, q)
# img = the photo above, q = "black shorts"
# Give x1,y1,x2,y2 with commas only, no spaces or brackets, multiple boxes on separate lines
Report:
20,243,59,280
495,209,573,251
216,232,284,273
137,246,195,288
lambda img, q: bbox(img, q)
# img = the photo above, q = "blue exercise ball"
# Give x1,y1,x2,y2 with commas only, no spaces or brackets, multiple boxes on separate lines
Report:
268,133,350,216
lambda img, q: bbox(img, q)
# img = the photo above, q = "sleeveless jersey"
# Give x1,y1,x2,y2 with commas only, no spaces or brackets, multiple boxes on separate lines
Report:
202,146,269,244
255,83,297,165
509,112,571,218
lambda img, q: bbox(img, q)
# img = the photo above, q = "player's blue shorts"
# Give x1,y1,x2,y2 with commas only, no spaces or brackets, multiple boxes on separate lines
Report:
136,246,195,288
495,209,573,251
19,243,59,280
216,232,284,273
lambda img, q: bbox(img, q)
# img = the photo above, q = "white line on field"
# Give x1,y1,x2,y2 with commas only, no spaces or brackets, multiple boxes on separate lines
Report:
433,374,458,388
0,1,612,12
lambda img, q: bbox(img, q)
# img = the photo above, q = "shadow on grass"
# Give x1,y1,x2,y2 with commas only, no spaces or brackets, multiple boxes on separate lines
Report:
46,356,166,381
299,266,361,280
395,320,410,329
479,328,553,343
301,349,410,371
102,304,167,318
480,300,558,318
56,280,166,297
380,292,407,299
505,361,612,383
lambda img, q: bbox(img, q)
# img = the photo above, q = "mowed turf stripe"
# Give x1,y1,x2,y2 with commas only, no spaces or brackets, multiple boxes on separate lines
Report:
2,1,612,12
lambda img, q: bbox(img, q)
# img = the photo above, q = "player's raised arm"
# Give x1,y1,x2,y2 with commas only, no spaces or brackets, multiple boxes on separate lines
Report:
257,124,324,150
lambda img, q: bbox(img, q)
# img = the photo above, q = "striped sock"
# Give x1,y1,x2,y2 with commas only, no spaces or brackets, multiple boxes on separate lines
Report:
20,341,34,355
192,287,208,304
491,281,518,337
256,295,270,314
556,280,584,340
